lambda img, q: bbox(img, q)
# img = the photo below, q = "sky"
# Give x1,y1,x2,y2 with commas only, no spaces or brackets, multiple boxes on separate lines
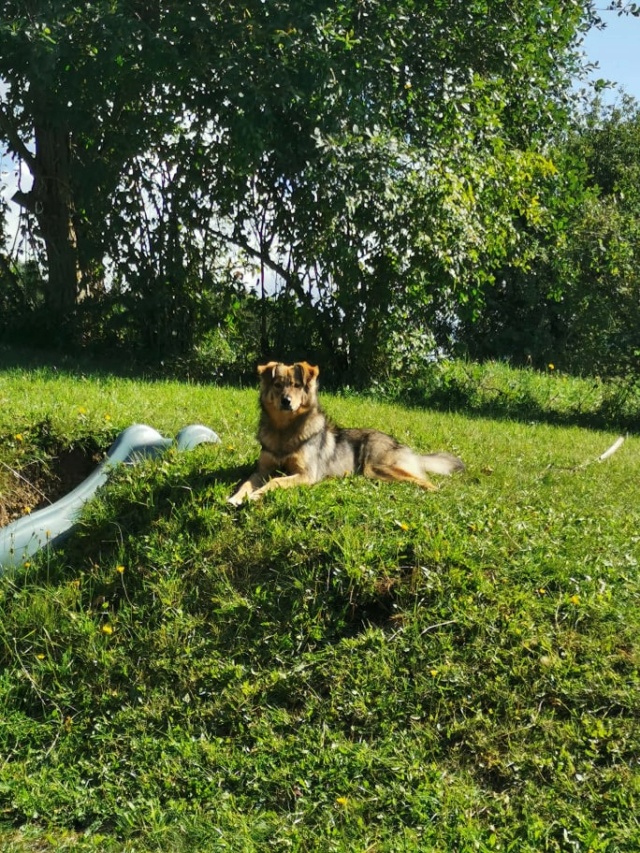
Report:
581,7,640,100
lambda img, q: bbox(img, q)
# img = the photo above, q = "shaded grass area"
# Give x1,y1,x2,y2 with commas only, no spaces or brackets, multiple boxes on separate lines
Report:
380,359,640,433
1,343,639,433
0,355,638,851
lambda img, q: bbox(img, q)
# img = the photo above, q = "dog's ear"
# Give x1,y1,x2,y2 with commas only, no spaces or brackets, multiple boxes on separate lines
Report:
257,362,280,381
296,362,320,386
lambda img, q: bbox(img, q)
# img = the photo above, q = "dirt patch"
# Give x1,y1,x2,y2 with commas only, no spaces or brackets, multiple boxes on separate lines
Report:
0,446,103,528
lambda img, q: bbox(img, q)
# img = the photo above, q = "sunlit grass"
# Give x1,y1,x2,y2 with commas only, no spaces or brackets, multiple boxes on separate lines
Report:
0,354,638,851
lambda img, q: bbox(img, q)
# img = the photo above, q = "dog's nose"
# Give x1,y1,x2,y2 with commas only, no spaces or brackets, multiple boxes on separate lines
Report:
281,395,292,410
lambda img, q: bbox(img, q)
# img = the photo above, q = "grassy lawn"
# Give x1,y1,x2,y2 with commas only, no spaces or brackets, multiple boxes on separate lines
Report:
0,353,638,851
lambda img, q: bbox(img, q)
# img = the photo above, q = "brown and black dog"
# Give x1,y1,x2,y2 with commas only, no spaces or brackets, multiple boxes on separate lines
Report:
228,361,464,505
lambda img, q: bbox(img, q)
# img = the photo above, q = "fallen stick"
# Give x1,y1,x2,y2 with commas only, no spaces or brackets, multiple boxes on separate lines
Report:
597,435,625,462
542,434,627,476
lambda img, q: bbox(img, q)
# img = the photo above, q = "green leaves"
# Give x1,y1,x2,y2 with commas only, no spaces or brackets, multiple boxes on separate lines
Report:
0,1,623,378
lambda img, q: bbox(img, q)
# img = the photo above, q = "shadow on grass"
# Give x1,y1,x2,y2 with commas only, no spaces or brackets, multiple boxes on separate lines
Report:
2,344,637,433
405,388,639,434
4,460,248,587
0,343,254,387
7,456,401,667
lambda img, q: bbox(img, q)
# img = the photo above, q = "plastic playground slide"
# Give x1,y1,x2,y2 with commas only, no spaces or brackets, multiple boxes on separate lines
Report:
0,423,219,573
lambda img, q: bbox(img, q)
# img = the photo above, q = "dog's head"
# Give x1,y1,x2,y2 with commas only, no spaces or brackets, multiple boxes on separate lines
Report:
257,361,320,416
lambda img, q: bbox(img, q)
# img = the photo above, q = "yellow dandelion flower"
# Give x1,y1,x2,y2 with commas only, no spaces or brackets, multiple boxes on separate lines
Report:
335,797,349,807
570,594,580,606
101,624,114,635
548,363,555,371
116,564,125,574
14,433,23,442
77,406,87,415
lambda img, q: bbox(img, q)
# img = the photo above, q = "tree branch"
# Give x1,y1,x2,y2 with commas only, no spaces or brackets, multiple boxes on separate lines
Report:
207,224,336,353
0,101,36,174
208,224,305,303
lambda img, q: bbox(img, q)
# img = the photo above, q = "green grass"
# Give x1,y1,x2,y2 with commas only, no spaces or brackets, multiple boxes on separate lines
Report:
0,356,638,851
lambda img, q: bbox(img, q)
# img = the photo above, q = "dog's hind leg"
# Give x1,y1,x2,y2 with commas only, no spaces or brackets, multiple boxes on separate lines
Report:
364,462,438,491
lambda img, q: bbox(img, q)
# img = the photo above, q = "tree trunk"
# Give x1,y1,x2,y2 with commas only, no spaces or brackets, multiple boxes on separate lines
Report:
35,119,80,320
13,117,80,326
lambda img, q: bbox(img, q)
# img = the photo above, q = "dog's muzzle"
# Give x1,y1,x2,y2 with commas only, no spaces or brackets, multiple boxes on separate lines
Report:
280,395,293,411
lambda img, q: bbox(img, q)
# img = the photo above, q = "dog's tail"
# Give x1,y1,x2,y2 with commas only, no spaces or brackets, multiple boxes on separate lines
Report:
420,452,465,476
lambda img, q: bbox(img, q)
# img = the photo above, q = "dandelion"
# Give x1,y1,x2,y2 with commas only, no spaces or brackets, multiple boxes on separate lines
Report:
104,413,112,422
36,653,45,660
14,433,23,442
77,406,87,415
116,564,125,575
101,624,114,635
570,594,580,606
538,587,546,595
395,520,410,531
548,363,555,371
335,797,349,807
430,669,438,677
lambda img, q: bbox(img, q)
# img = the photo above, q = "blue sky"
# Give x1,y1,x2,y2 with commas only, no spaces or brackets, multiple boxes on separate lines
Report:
581,8,640,100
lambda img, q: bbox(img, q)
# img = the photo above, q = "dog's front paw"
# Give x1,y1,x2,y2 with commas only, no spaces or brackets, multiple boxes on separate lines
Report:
227,493,244,507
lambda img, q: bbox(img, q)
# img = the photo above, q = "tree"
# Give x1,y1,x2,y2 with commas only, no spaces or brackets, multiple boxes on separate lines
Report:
557,96,640,376
185,0,596,380
458,95,640,377
0,1,192,329
0,1,609,378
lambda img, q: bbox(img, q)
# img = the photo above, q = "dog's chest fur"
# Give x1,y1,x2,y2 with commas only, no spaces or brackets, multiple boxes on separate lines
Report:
258,408,327,461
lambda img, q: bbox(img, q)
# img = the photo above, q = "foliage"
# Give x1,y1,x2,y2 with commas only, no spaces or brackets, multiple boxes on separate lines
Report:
459,95,640,379
0,359,638,851
556,96,640,376
191,0,594,382
0,261,47,341
0,0,607,377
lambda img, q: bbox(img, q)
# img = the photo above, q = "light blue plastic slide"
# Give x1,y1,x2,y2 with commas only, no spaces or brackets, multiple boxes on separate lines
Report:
0,423,219,573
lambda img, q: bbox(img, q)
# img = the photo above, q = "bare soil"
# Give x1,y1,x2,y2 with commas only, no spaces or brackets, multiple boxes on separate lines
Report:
0,446,102,528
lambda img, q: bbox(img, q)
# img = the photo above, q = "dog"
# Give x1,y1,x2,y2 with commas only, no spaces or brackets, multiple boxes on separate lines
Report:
228,361,464,505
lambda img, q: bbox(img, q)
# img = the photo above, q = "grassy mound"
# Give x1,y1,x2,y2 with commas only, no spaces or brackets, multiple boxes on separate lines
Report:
0,360,638,851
